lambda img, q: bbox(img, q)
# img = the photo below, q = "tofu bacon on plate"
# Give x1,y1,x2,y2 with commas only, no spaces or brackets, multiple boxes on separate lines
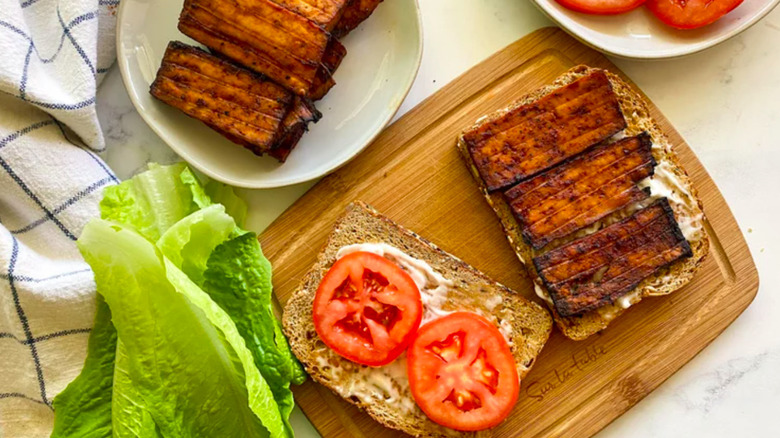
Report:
149,0,384,162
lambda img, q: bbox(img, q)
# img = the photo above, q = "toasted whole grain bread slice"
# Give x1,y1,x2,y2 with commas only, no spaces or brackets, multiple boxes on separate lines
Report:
457,65,709,341
283,202,553,437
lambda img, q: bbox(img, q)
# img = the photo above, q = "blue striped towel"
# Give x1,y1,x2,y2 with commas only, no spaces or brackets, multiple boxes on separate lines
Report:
0,0,120,436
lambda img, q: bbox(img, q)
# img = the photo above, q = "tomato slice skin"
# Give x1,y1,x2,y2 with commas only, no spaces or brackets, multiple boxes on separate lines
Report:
555,0,646,15
407,312,519,432
647,0,744,29
313,251,422,367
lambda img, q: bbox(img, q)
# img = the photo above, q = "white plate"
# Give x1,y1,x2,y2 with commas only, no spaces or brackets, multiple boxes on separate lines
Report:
532,0,780,59
117,0,422,188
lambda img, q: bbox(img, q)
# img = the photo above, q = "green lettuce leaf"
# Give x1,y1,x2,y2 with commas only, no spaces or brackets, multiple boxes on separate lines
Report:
99,163,199,242
98,163,244,240
55,163,299,438
156,204,237,286
205,180,247,228
51,296,116,438
78,219,289,438
179,166,213,210
111,341,161,438
157,209,306,432
202,233,306,433
179,166,247,227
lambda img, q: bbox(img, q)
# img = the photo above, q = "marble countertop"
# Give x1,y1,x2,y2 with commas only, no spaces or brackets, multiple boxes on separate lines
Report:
97,1,780,436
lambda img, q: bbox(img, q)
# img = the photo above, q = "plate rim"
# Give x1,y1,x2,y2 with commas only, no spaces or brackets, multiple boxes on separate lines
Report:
115,0,424,188
531,0,780,60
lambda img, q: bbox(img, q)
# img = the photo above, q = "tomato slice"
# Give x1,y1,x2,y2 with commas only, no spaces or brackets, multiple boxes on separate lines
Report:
555,0,646,15
313,251,422,367
407,313,519,431
647,0,744,29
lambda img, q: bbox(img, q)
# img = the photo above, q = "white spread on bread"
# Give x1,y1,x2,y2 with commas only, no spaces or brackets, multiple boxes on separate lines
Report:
639,157,703,241
336,243,455,325
484,294,503,311
596,288,643,320
326,243,516,416
609,130,627,142
313,350,418,414
336,242,514,341
533,281,554,306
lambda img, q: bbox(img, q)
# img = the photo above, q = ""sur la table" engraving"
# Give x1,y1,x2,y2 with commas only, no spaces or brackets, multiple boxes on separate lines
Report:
525,344,608,402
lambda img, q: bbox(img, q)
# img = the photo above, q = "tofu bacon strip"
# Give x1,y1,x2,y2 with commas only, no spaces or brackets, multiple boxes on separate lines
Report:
150,42,293,154
179,0,330,97
533,198,692,317
463,70,627,191
504,133,656,249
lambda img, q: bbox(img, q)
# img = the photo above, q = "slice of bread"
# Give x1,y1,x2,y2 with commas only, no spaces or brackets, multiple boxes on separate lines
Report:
283,202,553,437
457,65,709,341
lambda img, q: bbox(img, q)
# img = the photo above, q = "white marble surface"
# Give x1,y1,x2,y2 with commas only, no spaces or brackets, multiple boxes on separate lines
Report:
97,1,780,436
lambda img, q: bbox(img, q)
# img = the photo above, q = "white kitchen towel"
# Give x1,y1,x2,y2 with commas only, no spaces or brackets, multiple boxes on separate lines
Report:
0,0,119,436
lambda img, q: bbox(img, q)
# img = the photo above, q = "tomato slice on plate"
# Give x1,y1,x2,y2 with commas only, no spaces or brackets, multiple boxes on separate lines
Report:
313,251,422,367
555,0,646,15
407,312,519,432
647,0,744,29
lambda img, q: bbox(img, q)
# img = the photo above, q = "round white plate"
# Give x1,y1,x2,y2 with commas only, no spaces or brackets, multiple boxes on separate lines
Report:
117,0,422,188
532,0,780,59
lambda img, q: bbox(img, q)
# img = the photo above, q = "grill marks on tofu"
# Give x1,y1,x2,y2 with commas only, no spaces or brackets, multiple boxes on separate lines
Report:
533,199,692,317
504,133,656,249
269,0,350,31
464,71,627,191
150,42,293,153
206,97,320,160
179,0,330,97
265,0,349,100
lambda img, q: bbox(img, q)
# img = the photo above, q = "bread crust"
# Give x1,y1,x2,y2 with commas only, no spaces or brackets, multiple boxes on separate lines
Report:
282,202,552,437
457,65,710,341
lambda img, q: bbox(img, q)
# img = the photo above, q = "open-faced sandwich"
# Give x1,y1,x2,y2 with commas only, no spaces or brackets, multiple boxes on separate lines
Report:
457,65,709,340
283,202,552,436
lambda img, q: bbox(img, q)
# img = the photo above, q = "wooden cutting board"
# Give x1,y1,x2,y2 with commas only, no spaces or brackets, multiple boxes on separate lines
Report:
260,27,758,438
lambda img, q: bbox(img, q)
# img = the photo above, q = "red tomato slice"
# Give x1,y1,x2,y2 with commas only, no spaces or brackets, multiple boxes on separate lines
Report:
647,0,744,29
407,313,519,432
555,0,646,15
313,251,422,367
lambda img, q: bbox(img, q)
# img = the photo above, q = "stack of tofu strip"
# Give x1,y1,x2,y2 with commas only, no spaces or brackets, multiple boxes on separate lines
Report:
457,66,709,340
150,0,384,162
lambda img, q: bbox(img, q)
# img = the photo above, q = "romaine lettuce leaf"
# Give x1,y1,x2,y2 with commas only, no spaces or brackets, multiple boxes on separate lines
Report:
99,163,199,242
202,233,306,433
157,208,306,433
205,180,247,228
54,163,300,438
50,296,116,438
156,204,237,286
78,219,289,438
111,341,160,438
179,166,247,227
